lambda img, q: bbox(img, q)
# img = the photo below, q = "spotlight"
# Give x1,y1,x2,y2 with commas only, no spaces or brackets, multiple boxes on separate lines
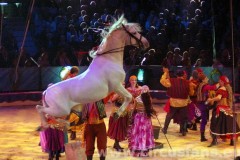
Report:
137,68,144,82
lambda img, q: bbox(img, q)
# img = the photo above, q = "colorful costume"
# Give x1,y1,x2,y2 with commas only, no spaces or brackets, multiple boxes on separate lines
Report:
82,96,111,160
209,86,240,146
128,91,155,156
68,106,86,142
39,116,66,160
160,70,190,136
107,96,129,142
107,76,142,151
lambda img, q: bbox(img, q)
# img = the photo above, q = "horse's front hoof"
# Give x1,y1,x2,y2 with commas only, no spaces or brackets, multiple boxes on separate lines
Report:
36,105,43,113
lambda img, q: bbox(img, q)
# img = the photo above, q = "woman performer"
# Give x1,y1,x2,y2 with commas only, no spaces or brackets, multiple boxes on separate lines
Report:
206,75,240,147
128,85,156,157
107,75,142,151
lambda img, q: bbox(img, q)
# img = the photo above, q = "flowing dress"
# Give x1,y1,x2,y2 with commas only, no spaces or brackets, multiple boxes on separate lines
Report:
210,89,240,139
128,95,155,151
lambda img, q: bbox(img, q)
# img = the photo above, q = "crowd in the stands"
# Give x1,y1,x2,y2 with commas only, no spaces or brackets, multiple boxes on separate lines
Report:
0,0,240,68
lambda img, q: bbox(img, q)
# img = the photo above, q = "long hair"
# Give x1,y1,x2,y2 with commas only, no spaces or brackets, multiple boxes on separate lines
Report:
141,92,156,117
225,84,233,108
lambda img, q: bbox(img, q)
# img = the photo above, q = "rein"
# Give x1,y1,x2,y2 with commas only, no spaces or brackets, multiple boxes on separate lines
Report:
96,24,144,56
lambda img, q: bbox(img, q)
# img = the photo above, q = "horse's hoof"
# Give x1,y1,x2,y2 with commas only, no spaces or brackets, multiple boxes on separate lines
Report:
36,105,43,113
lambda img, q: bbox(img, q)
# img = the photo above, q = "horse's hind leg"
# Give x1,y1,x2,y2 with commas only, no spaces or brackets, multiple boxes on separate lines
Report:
114,84,132,116
36,105,48,127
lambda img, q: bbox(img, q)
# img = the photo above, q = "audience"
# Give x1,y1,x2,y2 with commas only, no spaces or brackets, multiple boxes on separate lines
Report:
0,0,240,68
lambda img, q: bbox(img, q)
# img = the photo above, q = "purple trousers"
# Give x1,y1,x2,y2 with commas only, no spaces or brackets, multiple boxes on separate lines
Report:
197,102,209,132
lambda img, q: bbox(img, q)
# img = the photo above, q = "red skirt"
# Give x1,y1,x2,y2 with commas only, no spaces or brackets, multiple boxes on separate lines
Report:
107,114,129,142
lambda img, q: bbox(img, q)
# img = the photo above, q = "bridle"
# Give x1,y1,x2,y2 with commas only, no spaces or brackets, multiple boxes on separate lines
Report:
96,24,145,56
121,24,144,50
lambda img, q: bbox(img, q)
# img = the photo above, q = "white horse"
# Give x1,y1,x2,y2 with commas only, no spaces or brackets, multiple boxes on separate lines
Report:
36,15,149,126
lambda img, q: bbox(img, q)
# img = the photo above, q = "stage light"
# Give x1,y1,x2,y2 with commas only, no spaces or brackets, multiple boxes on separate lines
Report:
137,68,145,83
60,66,72,79
0,3,7,6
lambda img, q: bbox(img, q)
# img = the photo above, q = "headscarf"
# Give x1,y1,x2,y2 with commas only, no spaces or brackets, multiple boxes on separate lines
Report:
129,75,137,81
219,75,229,84
195,68,203,73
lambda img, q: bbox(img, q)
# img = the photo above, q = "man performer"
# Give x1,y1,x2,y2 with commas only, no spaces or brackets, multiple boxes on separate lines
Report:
195,68,219,142
160,67,190,136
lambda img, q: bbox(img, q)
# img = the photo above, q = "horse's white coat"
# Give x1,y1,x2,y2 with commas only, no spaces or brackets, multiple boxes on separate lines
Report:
36,16,149,125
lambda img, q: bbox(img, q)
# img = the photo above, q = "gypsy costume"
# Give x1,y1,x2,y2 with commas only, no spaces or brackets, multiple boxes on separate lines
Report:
68,105,86,142
210,87,240,139
128,95,155,153
39,116,66,159
107,95,129,142
108,87,142,139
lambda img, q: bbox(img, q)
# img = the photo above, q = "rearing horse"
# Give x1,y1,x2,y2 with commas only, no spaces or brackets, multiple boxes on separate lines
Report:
36,15,149,126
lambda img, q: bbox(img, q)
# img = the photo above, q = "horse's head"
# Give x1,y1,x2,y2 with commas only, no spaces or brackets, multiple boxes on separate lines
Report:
90,15,149,62
122,23,149,52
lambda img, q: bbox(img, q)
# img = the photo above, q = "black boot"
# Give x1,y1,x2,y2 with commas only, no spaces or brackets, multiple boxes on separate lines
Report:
113,140,124,152
55,154,60,160
100,156,106,160
190,123,197,131
230,139,235,146
162,115,171,134
70,131,76,140
208,135,217,147
200,131,208,142
180,122,187,136
48,151,54,160
55,151,60,160
87,155,93,160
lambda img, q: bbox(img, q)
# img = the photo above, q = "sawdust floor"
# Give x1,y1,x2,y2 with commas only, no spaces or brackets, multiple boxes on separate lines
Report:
0,102,239,160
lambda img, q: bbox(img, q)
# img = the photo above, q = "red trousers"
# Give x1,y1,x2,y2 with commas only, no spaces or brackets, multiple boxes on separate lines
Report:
85,122,107,156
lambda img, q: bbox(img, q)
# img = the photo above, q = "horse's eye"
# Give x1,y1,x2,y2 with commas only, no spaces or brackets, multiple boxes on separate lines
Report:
132,32,137,35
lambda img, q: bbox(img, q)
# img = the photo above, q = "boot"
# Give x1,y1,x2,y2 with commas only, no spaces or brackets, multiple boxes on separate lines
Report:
48,151,54,160
100,156,106,160
208,134,217,147
55,151,60,160
87,155,93,160
189,123,197,131
113,140,124,152
230,139,235,146
200,131,208,142
70,131,76,140
162,116,171,134
55,154,60,160
180,122,187,136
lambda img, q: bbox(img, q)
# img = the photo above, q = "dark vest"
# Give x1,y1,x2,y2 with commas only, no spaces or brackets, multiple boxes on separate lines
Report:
167,78,189,99
82,100,107,121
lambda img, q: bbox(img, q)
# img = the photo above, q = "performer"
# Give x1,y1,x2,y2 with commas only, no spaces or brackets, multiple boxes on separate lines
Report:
108,75,142,151
39,83,68,160
160,68,190,136
82,95,112,160
107,92,128,152
126,75,142,125
39,114,66,160
128,85,156,157
206,75,240,147
62,66,79,80
188,69,201,131
195,68,219,142
125,75,142,98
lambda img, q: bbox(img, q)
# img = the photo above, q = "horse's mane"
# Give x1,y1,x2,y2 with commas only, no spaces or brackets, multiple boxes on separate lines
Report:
89,15,142,58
